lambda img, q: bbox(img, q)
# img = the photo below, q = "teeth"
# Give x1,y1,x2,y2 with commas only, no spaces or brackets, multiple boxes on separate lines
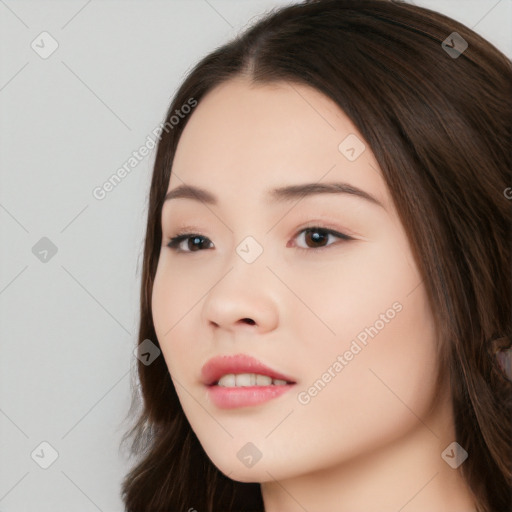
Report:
256,374,272,386
236,373,255,386
218,374,236,387
217,373,289,387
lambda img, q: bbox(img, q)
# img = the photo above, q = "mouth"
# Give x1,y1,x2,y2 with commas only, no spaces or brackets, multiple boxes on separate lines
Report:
214,373,292,387
201,354,297,409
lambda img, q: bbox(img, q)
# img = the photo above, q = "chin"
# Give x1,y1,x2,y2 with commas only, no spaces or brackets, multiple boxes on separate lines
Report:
210,461,263,483
205,448,275,482
227,470,262,483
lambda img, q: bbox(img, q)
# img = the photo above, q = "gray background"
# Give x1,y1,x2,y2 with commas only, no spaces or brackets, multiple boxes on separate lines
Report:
1,1,510,510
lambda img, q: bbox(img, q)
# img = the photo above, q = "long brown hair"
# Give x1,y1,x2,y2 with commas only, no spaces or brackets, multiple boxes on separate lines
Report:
120,1,512,510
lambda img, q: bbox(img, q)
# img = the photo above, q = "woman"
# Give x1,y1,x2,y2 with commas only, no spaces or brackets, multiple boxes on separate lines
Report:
120,0,512,510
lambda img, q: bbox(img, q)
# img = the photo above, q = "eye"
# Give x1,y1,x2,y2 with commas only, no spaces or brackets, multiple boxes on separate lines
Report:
166,233,214,253
165,225,353,254
292,226,353,252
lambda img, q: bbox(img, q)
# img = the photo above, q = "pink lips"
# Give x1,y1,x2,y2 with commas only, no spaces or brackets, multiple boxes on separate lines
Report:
201,354,297,409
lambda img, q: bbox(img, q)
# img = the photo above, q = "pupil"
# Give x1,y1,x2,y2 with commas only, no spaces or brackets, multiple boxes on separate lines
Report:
307,229,327,247
189,236,206,251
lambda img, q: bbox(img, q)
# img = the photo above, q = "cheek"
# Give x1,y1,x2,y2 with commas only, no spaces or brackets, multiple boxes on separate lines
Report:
151,260,194,377
278,289,439,479
289,229,439,443
281,228,422,347
307,293,438,459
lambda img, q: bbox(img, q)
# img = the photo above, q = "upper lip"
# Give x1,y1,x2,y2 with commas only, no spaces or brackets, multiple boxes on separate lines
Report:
201,354,297,386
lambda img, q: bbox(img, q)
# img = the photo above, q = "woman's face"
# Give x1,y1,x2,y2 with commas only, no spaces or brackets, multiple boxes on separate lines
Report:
152,78,441,483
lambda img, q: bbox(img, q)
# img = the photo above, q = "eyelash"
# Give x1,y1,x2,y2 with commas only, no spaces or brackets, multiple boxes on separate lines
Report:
165,225,353,254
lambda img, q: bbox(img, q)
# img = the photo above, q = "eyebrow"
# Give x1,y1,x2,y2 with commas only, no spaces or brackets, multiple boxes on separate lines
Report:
163,182,385,209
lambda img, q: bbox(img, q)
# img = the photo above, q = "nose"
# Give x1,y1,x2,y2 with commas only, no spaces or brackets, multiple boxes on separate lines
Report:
200,257,279,335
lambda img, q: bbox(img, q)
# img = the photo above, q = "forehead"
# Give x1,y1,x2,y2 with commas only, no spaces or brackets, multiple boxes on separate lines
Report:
168,78,388,210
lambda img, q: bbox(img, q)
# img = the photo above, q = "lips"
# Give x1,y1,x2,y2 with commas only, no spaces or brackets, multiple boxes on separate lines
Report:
202,354,297,409
201,354,296,386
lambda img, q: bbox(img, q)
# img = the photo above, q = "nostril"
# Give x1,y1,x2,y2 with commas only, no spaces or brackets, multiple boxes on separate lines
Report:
242,318,255,325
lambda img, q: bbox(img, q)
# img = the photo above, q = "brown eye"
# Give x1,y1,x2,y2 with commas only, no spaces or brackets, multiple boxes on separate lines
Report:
294,227,352,251
302,228,330,248
167,234,213,252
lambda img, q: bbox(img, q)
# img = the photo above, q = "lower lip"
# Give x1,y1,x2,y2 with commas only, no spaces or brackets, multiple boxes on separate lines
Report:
206,384,295,409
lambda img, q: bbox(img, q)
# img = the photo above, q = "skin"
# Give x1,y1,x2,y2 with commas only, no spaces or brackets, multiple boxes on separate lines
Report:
151,77,477,512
